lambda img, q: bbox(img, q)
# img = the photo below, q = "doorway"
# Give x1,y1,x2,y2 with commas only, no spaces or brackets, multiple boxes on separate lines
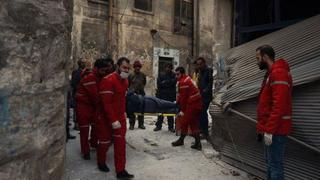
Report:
158,57,174,76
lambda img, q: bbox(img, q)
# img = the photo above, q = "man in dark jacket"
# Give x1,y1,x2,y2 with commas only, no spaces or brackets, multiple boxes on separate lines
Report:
194,57,213,139
128,60,147,130
154,63,176,132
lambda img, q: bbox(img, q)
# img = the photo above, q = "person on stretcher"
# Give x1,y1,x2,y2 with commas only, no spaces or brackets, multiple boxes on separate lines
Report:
126,91,179,116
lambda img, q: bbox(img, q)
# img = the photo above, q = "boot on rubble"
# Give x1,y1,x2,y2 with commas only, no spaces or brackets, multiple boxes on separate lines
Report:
171,134,186,146
117,170,134,179
98,163,110,172
191,134,202,150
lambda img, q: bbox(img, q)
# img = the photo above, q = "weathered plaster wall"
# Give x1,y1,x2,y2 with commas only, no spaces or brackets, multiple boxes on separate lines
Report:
72,0,108,67
115,0,192,95
0,0,73,179
198,0,233,65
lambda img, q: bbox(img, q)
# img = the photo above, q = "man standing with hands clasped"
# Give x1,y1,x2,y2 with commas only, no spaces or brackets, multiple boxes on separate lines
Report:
256,45,292,180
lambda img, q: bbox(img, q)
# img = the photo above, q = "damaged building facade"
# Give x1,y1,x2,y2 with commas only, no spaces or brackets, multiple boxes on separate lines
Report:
71,0,233,94
1,0,319,179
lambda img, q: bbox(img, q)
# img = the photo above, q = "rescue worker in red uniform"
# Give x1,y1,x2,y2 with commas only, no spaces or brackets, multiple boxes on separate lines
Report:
256,45,292,180
75,58,114,160
97,57,134,179
172,66,203,150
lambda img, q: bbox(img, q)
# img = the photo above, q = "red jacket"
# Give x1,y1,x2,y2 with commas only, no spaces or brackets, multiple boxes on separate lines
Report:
257,59,293,135
99,72,128,123
75,68,100,107
177,75,203,112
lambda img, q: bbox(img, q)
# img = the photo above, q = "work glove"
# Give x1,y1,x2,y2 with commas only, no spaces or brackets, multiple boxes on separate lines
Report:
264,133,273,146
178,111,184,117
112,121,121,129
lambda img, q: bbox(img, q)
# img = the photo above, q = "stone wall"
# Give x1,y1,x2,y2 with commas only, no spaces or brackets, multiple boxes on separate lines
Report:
0,0,73,179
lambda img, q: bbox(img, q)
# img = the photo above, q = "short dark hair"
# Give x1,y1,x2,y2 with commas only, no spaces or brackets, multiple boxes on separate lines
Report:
117,57,130,66
175,66,185,74
196,57,206,63
77,58,84,66
94,58,114,68
256,45,275,60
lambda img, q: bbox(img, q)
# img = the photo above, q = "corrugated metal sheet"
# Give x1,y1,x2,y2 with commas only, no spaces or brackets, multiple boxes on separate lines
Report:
210,15,320,179
227,81,320,150
215,15,320,104
210,92,320,179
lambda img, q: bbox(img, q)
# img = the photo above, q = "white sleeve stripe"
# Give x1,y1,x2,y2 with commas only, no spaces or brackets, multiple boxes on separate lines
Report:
180,85,189,89
83,81,96,86
98,140,111,144
270,81,289,86
282,116,291,120
100,90,114,94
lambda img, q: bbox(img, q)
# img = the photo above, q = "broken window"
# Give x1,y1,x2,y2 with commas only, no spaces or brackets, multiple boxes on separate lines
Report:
174,0,193,36
134,0,152,12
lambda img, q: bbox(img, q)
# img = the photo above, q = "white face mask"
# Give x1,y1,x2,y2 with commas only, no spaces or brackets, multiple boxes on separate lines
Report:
120,71,129,79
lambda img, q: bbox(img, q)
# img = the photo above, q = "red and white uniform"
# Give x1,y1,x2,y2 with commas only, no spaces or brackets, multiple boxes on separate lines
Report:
176,74,203,135
97,72,128,172
75,68,100,155
257,59,292,135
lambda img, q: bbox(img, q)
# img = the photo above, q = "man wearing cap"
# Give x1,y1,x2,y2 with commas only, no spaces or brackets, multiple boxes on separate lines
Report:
128,60,147,130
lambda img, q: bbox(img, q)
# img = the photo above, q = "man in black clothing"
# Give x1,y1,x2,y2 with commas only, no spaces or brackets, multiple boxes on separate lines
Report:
154,63,176,132
194,57,213,139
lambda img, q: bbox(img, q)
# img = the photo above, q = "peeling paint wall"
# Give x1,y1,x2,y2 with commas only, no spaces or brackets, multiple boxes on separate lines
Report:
72,0,108,67
114,0,192,95
198,0,233,65
71,0,233,94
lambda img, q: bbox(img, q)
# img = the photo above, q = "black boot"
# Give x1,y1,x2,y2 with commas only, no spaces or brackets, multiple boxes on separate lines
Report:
138,115,145,129
168,127,175,133
191,134,202,150
117,170,134,179
129,117,135,130
153,126,162,131
172,135,185,146
82,153,90,160
98,163,110,172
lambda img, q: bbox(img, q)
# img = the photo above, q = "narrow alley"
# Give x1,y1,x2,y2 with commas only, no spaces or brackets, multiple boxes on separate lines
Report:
66,116,248,180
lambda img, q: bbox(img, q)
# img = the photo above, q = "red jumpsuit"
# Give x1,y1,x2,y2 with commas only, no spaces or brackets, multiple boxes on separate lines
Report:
75,68,100,155
97,72,128,173
176,74,203,135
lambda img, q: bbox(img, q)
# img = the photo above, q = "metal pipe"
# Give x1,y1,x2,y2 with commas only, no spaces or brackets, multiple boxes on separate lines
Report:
107,0,113,55
227,107,320,154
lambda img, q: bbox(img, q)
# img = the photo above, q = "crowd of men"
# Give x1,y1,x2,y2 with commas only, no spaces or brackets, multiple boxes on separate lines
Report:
66,56,213,179
66,45,291,180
